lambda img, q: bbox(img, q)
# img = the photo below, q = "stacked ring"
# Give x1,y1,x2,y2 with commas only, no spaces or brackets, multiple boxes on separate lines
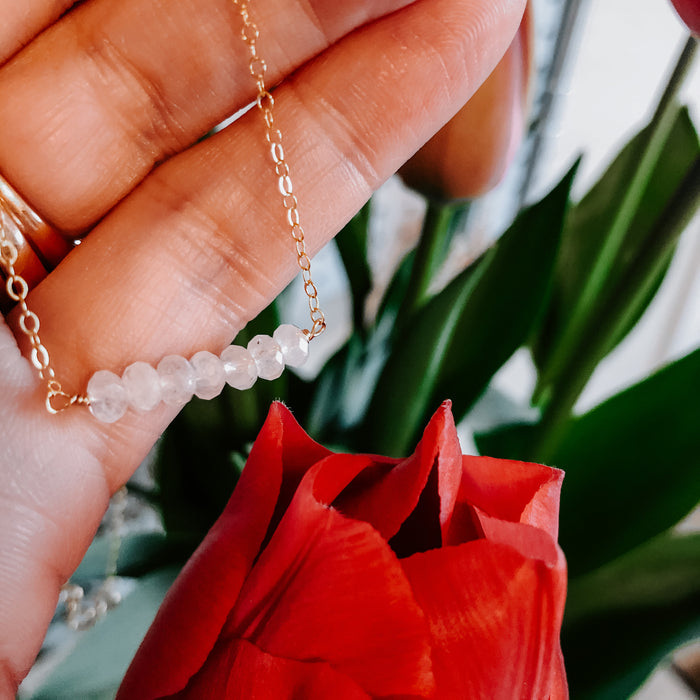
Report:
0,173,74,313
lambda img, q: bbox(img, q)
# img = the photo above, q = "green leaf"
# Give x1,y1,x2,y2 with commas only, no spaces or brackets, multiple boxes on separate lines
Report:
155,416,243,538
309,202,470,445
533,106,700,384
566,532,700,624
335,203,372,334
474,421,538,461
362,163,578,456
563,590,700,700
563,532,700,699
558,347,700,575
307,320,394,444
27,568,179,700
477,347,700,576
563,534,700,699
465,383,540,437
394,200,467,330
375,249,416,328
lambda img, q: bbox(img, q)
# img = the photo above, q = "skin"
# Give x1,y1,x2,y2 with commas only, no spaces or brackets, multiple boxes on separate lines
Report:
0,0,526,695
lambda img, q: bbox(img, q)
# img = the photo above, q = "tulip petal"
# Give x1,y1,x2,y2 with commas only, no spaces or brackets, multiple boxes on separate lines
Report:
118,403,330,700
166,637,371,700
670,0,700,35
226,461,436,697
548,647,569,700
398,4,532,200
402,540,567,700
443,455,564,547
334,402,463,549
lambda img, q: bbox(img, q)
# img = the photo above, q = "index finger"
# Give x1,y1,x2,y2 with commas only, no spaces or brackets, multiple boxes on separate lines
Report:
0,0,420,233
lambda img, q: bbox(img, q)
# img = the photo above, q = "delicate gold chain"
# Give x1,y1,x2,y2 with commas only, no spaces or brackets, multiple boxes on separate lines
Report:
0,2,324,415
60,485,127,630
0,204,88,413
233,0,326,339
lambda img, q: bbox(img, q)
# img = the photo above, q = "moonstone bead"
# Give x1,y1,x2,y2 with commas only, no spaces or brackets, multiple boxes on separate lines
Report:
221,345,258,390
247,334,284,381
87,370,129,423
122,362,161,412
157,355,196,406
273,324,309,367
190,350,226,400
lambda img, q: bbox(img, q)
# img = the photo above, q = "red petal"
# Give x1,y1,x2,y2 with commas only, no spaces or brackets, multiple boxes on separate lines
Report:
474,508,562,566
225,460,435,697
333,402,463,546
548,646,569,700
118,403,329,700
443,455,564,547
402,541,567,700
165,638,371,700
670,0,700,34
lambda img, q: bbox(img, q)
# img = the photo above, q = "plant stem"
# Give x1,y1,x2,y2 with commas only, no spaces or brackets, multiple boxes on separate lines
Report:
538,36,697,397
396,199,463,331
534,155,700,462
542,37,698,394
336,202,372,336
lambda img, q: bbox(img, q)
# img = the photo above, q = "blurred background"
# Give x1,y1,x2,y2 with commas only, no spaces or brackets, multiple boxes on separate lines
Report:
528,4,699,697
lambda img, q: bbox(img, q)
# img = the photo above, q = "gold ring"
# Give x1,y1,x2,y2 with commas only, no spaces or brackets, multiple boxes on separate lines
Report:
0,172,73,312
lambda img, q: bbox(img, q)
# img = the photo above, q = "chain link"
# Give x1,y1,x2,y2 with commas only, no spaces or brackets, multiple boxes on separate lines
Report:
233,0,326,339
0,206,89,412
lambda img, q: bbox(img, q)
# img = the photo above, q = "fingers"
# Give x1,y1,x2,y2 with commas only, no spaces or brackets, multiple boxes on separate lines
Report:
31,0,526,494
1,0,526,690
0,0,418,234
0,0,76,64
27,0,527,498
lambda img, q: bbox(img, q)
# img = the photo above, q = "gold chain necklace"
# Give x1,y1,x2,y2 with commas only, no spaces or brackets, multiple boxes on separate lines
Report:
0,0,325,422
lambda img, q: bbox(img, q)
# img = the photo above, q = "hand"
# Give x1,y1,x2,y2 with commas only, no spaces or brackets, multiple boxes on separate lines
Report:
0,0,525,694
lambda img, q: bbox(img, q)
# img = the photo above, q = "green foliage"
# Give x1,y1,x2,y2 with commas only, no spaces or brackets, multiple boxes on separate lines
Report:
566,532,700,623
533,106,699,384
360,165,578,456
477,348,700,576
531,107,700,446
563,533,700,700
335,203,372,334
73,532,190,584
557,348,700,576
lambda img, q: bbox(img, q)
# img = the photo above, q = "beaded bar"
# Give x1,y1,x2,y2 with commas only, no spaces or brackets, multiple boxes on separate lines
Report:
86,324,309,423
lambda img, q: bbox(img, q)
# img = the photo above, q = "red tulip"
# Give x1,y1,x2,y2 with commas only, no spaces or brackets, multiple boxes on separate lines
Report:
399,4,533,199
669,0,700,34
118,401,567,699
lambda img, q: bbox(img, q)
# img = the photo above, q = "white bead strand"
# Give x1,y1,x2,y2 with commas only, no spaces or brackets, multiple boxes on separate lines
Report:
157,355,196,406
221,345,258,390
273,324,309,367
87,370,129,424
190,351,226,400
247,334,285,380
85,325,311,422
122,362,162,413
8,5,326,419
